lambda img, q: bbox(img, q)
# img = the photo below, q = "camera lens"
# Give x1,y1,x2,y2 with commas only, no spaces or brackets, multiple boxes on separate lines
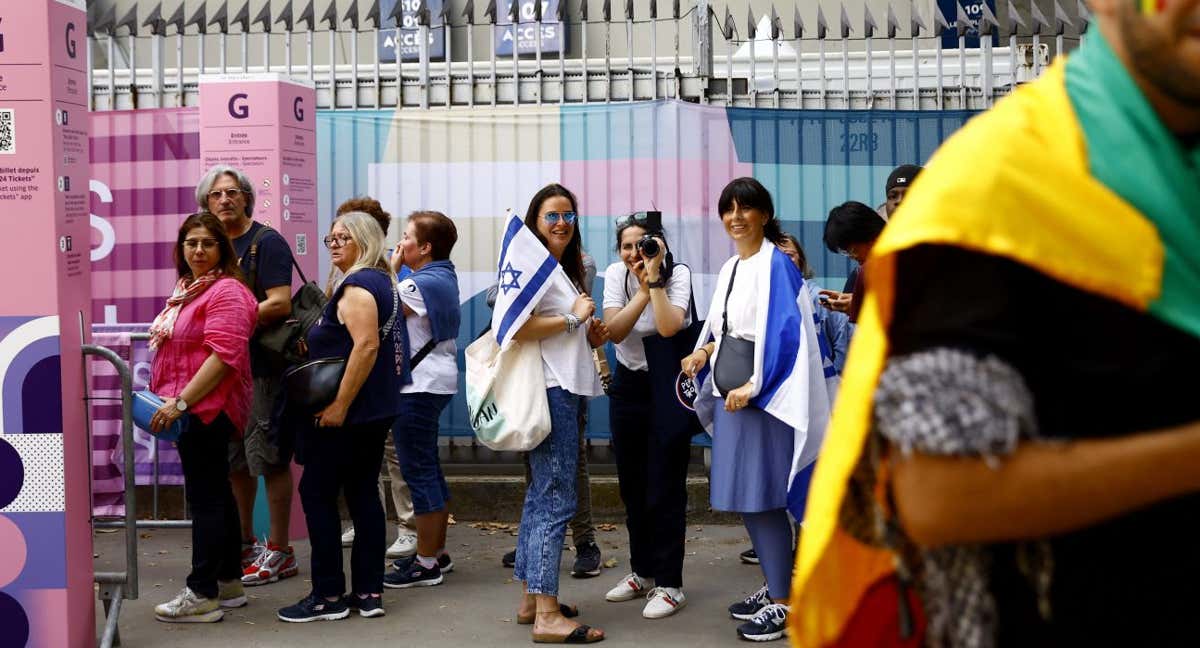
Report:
638,235,660,257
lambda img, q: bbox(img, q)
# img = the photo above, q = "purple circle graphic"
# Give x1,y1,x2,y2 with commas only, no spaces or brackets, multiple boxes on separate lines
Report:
0,591,29,648
0,439,22,509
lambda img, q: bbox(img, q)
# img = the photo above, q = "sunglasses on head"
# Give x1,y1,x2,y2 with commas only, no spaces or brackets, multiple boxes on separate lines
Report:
543,211,578,225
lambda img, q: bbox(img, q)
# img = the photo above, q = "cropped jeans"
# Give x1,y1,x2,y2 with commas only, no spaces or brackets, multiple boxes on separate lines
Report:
513,387,583,596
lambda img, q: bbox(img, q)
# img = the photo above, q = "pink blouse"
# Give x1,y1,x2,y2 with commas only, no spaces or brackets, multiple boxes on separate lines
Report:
150,277,258,433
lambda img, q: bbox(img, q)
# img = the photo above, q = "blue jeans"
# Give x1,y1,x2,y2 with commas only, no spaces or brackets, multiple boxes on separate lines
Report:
393,392,453,515
514,387,583,596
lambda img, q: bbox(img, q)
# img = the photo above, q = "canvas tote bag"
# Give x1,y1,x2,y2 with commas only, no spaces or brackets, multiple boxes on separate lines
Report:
464,334,552,451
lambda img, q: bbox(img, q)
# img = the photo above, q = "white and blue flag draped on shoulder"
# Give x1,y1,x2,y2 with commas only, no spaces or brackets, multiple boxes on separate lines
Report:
492,210,560,349
693,239,836,521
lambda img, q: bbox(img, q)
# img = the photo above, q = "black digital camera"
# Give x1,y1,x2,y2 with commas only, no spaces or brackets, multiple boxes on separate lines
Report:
627,210,674,281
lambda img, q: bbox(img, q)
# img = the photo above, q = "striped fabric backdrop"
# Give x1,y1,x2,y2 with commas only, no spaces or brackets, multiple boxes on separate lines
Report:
85,102,975,512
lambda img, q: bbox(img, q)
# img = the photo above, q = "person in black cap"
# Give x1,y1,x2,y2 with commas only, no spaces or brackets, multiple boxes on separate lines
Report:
883,163,923,218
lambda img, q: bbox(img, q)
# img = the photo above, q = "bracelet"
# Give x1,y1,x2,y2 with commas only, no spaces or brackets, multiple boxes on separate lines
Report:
698,346,710,362
563,313,581,334
647,277,666,289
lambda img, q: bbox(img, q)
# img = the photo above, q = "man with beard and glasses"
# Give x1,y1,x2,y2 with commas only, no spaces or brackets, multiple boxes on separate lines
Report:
792,1,1200,646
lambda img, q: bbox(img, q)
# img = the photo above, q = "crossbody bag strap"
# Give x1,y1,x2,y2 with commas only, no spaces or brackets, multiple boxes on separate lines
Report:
243,225,272,299
721,259,740,338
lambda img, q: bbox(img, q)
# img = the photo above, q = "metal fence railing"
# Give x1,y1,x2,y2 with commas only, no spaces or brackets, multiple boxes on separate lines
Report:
87,0,1088,111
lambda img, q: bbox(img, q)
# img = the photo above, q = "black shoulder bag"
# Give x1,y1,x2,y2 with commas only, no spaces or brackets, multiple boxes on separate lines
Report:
283,272,400,414
712,259,755,397
245,226,328,369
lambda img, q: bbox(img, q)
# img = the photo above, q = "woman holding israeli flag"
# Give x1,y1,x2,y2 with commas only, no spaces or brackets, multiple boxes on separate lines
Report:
680,177,833,642
498,184,608,644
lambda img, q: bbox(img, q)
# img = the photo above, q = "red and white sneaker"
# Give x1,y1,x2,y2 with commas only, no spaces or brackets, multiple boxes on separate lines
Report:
642,587,686,619
242,542,299,586
240,540,265,571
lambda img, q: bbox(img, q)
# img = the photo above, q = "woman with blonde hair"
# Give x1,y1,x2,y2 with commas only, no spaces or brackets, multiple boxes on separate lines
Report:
278,211,406,623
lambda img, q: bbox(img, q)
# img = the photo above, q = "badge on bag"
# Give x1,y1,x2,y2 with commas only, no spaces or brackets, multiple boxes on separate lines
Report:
675,371,699,412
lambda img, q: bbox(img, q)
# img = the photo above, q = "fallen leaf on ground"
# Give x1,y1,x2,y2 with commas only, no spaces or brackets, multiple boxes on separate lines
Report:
596,523,618,532
447,514,457,525
602,558,619,568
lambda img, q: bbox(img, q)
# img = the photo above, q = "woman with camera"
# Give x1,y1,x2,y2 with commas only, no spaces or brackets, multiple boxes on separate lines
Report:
149,212,258,623
277,211,404,623
600,214,695,619
680,178,832,642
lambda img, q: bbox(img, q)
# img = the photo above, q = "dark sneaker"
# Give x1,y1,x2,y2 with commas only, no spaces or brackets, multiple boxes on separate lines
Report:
736,603,789,642
277,593,350,623
729,583,770,620
571,541,602,578
739,548,760,564
343,594,385,618
391,553,454,575
502,549,516,568
383,558,444,589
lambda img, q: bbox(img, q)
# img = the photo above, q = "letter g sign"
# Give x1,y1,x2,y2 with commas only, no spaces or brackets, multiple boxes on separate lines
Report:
293,97,305,122
228,93,249,119
65,22,77,58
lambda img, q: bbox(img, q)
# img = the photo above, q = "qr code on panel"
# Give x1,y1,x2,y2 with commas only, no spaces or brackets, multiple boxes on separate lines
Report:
295,233,307,256
0,109,14,155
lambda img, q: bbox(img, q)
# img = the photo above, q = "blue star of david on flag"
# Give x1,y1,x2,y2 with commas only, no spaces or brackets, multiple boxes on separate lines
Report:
499,262,523,295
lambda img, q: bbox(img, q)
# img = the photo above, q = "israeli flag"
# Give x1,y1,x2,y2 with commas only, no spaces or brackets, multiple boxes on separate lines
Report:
694,239,835,521
492,210,559,349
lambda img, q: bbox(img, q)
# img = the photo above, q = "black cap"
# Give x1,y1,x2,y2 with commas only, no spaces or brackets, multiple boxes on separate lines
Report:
886,164,924,192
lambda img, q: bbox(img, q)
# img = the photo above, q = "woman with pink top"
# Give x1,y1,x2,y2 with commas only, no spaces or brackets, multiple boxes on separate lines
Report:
147,212,259,623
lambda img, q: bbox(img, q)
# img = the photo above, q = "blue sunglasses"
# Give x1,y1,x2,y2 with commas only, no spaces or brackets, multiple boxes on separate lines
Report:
543,211,578,225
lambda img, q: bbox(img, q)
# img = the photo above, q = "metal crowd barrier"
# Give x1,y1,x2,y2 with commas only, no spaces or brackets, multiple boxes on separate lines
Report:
84,343,140,648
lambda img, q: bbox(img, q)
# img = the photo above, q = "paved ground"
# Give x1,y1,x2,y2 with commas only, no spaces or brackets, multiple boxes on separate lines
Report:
95,521,770,647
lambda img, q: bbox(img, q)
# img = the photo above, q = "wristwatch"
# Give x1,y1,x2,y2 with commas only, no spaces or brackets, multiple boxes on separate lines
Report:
647,277,666,289
174,397,189,413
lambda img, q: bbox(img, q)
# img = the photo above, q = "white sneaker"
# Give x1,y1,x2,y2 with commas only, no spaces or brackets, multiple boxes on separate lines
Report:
218,579,247,608
605,573,650,602
386,534,418,559
341,526,355,547
642,587,686,619
154,587,224,623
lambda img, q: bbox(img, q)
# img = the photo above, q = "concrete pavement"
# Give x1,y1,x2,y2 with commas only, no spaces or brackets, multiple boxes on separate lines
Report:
94,521,772,647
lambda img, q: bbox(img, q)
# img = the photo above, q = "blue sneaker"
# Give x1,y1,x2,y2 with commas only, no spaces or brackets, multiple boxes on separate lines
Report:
277,592,350,623
383,558,443,589
343,593,385,618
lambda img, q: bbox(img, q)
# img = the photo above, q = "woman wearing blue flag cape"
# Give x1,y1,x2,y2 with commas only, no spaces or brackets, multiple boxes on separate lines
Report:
382,211,462,590
680,178,834,643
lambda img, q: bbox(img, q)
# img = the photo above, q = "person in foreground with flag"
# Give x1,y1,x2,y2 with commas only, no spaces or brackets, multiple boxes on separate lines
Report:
790,1,1200,646
495,184,607,644
680,177,833,642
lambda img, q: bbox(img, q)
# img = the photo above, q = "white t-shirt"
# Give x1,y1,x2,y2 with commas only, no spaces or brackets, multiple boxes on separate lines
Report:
397,277,458,395
532,268,602,397
602,262,693,371
717,255,761,341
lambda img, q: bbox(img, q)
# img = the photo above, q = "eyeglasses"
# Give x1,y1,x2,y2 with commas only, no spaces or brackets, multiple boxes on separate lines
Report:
183,238,219,251
323,234,354,248
206,188,243,201
543,211,577,225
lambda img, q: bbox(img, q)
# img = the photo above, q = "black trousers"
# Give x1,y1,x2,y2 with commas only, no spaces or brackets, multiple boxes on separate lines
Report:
177,413,243,599
298,418,391,597
608,363,691,587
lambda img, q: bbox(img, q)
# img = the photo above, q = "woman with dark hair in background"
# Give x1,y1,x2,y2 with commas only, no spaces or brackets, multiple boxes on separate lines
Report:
681,178,832,642
510,183,608,644
600,214,695,619
150,213,258,623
